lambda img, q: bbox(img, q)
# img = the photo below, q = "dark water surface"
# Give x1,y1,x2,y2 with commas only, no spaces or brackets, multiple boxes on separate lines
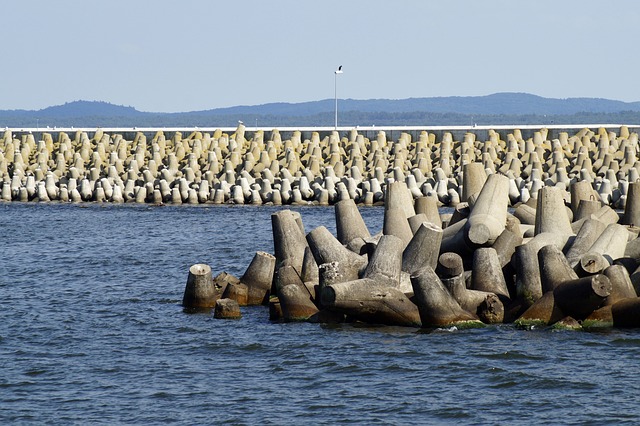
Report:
1,203,639,425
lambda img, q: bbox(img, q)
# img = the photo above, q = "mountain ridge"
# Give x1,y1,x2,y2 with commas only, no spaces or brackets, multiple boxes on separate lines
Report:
3,93,640,127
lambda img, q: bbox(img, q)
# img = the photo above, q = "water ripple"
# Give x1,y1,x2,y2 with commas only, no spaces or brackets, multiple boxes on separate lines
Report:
1,204,640,424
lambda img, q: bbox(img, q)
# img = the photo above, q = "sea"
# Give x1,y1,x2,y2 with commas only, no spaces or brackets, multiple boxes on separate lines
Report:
1,202,639,425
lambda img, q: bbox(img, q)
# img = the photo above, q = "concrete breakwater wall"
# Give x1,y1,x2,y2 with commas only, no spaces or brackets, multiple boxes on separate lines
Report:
184,177,640,330
1,125,639,207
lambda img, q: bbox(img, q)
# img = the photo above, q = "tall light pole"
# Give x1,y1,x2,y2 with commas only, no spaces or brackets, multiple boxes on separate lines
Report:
334,65,343,130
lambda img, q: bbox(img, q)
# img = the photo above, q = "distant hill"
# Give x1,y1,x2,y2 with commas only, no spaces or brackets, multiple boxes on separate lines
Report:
203,93,640,116
2,93,640,127
39,101,143,118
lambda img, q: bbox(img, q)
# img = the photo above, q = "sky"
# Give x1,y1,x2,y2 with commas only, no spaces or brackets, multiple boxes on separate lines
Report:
2,0,640,112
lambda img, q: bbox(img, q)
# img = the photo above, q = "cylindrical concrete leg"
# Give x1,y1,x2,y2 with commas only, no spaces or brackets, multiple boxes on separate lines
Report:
513,203,537,226
321,278,421,327
492,228,523,268
221,282,249,306
574,199,601,222
538,244,578,293
565,218,607,267
408,213,429,234
272,209,308,273
477,294,505,324
335,199,371,245
240,251,276,305
553,274,612,320
570,179,596,216
514,243,543,307
279,284,319,322
306,226,366,280
383,207,414,249
414,195,442,228
515,291,565,327
464,173,509,247
576,252,609,277
436,252,465,279
363,234,403,287
301,246,319,284
588,223,629,263
611,298,640,327
622,181,640,226
182,264,218,309
462,162,487,202
384,181,416,219
471,248,510,299
410,266,480,328
535,186,573,236
402,222,443,275
603,265,637,306
214,298,242,319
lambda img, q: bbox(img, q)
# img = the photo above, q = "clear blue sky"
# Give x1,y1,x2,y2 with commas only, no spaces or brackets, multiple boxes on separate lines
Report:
3,0,639,112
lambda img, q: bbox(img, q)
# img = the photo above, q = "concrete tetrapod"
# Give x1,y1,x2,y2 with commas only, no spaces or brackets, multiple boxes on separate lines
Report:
461,162,487,203
402,222,444,275
514,243,543,307
363,235,403,288
182,263,218,310
514,291,565,328
537,244,579,293
553,274,612,320
587,223,629,264
306,226,367,282
271,209,308,283
214,298,242,319
535,186,574,238
410,266,482,328
384,181,415,219
414,196,442,228
470,248,510,300
320,278,421,327
602,265,637,306
464,173,509,247
276,265,319,322
438,252,497,319
565,218,607,267
611,298,640,327
240,251,276,305
622,181,640,226
383,207,414,249
221,282,249,306
334,199,371,245
575,252,610,277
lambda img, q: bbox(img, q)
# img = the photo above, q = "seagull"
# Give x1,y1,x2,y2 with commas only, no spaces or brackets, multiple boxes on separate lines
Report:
335,65,343,74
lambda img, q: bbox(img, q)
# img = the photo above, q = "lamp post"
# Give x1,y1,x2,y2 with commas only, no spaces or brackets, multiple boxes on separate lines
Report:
334,65,343,130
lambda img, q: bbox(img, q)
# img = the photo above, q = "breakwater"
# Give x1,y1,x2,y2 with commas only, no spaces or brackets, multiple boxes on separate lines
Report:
1,124,639,207
185,176,640,329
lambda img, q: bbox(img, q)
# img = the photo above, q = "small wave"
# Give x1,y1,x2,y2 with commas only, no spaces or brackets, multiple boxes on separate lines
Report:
150,391,172,399
489,379,519,389
23,369,47,377
610,337,640,346
435,326,458,332
479,351,547,361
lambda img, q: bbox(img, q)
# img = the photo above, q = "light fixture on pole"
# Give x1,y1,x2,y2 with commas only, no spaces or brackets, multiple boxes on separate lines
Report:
334,65,343,130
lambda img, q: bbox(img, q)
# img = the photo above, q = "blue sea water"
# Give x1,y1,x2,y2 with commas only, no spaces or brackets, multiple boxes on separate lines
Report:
1,203,639,425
